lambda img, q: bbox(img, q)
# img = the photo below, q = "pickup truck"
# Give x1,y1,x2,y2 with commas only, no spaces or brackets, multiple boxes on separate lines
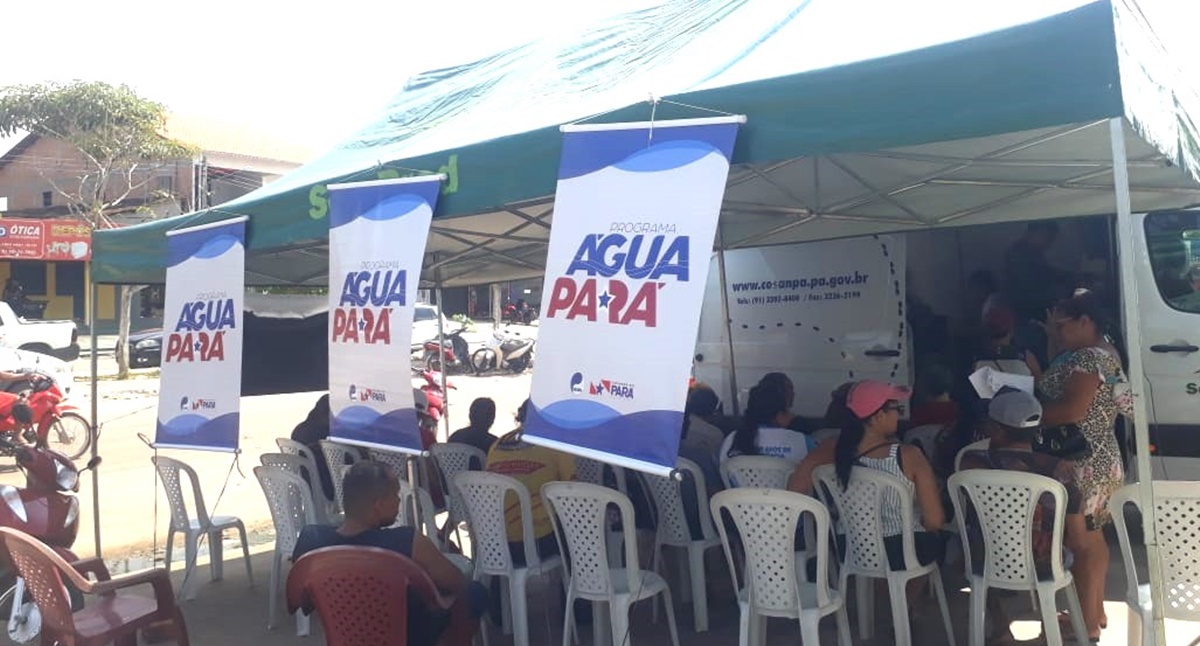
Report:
0,302,80,362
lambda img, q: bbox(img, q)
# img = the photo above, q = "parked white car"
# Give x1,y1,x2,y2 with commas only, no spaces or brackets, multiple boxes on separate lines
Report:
0,302,80,361
411,304,452,351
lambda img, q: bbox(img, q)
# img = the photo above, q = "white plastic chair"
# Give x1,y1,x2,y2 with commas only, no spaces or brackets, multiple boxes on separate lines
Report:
151,455,254,600
260,452,339,525
276,438,338,519
642,458,722,632
367,447,413,484
396,479,444,549
319,440,362,514
432,443,487,543
1110,482,1200,646
456,472,565,646
253,465,316,635
574,456,632,566
711,488,850,646
904,424,944,462
543,481,680,646
948,470,1088,646
955,438,990,473
812,464,955,646
720,455,793,490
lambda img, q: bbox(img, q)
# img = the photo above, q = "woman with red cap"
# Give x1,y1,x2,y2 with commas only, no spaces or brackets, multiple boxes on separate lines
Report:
789,380,946,569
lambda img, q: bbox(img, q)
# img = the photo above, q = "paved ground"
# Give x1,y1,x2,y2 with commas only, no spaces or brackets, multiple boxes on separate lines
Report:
92,539,1200,646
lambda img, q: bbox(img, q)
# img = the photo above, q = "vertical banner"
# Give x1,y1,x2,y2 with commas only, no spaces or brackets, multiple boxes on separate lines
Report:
328,176,441,454
156,217,247,452
525,116,744,475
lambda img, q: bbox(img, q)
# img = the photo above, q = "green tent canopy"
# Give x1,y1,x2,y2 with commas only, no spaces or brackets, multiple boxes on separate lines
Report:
92,0,1200,286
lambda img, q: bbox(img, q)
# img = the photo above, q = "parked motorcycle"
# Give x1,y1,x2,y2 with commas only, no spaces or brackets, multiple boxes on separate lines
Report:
0,438,100,642
471,329,536,375
416,370,455,423
0,373,91,461
420,326,472,375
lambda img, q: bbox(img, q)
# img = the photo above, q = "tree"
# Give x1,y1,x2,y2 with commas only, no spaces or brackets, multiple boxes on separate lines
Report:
0,81,195,378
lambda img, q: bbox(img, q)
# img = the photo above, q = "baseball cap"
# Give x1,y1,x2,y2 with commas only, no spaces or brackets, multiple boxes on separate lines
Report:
846,380,911,419
988,389,1043,429
412,389,429,415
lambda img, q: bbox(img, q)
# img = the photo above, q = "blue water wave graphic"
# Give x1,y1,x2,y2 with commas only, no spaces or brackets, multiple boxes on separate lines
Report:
613,140,718,173
524,404,683,469
332,406,424,453
192,234,240,259
156,412,240,451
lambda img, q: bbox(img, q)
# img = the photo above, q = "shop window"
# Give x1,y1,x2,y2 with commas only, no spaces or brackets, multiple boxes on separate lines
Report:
41,192,52,208
1145,212,1200,313
9,262,47,295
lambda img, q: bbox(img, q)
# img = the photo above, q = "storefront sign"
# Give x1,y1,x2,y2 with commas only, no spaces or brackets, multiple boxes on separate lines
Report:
0,218,92,261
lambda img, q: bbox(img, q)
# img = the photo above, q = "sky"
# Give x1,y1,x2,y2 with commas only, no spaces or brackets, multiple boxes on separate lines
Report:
3,0,1198,162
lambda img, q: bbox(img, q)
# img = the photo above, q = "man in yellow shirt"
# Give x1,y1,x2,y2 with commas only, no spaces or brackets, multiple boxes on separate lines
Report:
485,400,576,563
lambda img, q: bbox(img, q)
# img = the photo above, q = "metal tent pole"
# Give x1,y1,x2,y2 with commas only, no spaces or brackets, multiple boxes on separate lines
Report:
1110,117,1166,646
88,277,101,557
715,225,741,416
434,282,449,441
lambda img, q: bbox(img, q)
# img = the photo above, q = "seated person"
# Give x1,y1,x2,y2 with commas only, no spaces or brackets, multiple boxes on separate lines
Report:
447,397,498,458
758,372,822,434
682,385,724,459
485,400,575,563
976,304,1042,378
789,380,946,570
719,384,813,465
957,389,1084,642
908,364,960,428
293,461,486,646
687,383,740,436
290,394,334,501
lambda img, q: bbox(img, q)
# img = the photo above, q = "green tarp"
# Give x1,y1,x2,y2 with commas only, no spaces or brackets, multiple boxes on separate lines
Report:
92,0,1200,285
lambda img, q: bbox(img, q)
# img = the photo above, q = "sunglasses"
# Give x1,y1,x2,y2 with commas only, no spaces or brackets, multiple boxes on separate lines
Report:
882,403,906,415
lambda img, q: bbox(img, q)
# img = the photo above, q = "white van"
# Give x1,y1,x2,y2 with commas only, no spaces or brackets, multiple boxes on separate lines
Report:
694,211,1200,480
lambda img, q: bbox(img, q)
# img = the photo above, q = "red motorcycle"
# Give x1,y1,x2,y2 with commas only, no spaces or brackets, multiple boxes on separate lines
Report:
417,370,455,423
0,438,100,641
420,326,472,375
0,375,92,461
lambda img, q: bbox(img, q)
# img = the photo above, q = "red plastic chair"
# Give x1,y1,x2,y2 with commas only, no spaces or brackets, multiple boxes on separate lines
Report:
286,546,453,646
0,527,189,646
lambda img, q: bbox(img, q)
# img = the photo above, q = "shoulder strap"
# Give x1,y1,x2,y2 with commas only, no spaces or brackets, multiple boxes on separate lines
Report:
854,441,898,462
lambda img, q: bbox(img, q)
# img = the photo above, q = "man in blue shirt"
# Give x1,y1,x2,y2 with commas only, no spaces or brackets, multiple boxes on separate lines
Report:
294,461,486,646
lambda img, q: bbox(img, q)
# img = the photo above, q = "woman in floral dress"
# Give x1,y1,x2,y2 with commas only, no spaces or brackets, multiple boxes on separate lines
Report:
1038,291,1133,641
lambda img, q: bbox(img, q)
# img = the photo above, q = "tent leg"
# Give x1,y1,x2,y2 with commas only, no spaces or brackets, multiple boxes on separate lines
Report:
88,278,101,558
714,226,741,416
1110,117,1166,646
435,284,449,442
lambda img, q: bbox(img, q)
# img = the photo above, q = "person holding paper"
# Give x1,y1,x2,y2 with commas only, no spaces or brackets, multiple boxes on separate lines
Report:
1037,291,1132,640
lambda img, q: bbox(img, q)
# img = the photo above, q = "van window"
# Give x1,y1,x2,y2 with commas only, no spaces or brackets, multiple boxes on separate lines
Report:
1145,212,1200,313
414,307,437,321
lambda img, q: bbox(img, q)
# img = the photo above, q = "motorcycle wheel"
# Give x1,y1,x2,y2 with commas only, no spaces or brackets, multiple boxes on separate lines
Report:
424,354,443,374
47,413,92,461
470,349,495,376
509,356,529,373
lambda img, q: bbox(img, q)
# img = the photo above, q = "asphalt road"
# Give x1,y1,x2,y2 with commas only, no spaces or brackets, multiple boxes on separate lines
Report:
0,354,533,559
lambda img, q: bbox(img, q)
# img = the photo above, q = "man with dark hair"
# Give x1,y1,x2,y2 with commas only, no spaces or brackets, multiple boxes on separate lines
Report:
1004,221,1067,321
293,461,485,646
448,397,498,456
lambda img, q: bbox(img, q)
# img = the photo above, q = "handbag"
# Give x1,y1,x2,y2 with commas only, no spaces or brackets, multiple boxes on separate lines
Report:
1033,424,1091,461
